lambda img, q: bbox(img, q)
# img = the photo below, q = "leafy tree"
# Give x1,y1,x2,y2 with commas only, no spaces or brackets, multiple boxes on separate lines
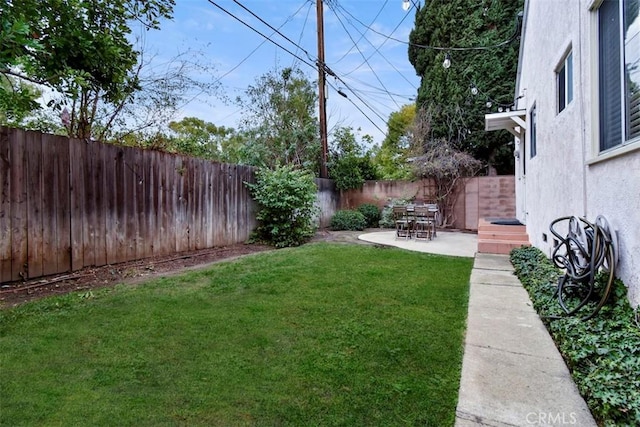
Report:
0,75,41,126
237,67,320,173
0,0,175,139
328,126,378,190
408,0,523,174
166,117,234,160
245,165,319,248
373,104,416,179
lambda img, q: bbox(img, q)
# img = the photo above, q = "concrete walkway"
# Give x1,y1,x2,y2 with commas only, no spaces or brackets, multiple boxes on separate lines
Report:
358,231,596,427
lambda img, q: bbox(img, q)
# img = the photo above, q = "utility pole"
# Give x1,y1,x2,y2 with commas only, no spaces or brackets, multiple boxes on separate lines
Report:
316,0,329,178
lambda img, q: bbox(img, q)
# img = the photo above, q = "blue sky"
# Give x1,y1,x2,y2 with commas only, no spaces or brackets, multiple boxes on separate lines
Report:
139,0,421,145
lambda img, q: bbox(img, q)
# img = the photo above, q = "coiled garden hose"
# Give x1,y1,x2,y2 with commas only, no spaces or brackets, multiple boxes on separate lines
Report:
548,215,617,321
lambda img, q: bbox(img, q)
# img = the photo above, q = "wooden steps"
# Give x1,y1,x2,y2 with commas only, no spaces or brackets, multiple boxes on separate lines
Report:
477,218,530,255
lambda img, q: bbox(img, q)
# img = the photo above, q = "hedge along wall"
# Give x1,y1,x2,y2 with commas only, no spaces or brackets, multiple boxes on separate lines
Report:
338,176,516,231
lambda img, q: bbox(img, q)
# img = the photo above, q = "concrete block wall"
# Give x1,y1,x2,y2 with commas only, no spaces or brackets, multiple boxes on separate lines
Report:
339,176,516,231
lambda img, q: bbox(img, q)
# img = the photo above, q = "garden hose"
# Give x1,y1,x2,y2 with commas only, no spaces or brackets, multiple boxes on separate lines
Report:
548,215,617,321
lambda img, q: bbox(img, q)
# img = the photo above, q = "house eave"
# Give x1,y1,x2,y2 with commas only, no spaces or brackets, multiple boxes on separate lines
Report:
485,110,527,138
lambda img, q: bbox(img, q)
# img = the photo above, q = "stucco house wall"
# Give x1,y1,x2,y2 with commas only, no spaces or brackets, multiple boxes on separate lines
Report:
513,0,640,307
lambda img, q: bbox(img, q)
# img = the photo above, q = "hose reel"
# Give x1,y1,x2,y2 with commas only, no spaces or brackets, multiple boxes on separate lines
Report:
548,215,618,320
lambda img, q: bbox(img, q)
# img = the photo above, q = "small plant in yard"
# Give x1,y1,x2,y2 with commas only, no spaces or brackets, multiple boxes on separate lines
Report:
329,209,367,231
356,203,380,228
245,164,318,248
510,246,640,426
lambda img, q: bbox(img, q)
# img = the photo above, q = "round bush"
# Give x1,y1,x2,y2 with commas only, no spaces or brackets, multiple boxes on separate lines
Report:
357,203,380,228
330,210,367,231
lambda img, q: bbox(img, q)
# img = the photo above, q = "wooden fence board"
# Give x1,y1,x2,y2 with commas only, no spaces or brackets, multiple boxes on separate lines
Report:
54,135,71,273
134,147,148,259
124,147,137,261
195,159,205,250
0,129,11,282
214,163,222,247
70,138,85,270
163,154,176,256
203,162,213,248
82,140,96,267
25,131,43,278
149,151,160,256
40,134,58,275
94,142,107,266
104,145,118,265
9,129,27,281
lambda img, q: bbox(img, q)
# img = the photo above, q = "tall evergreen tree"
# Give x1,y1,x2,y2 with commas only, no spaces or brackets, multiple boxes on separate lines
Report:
408,0,523,174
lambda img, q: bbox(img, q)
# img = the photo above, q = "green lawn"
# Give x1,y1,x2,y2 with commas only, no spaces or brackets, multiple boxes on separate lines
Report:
0,243,473,426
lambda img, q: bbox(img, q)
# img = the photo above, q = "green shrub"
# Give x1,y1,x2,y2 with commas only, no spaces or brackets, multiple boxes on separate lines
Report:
330,210,367,231
378,199,410,228
356,203,380,228
245,165,319,248
510,246,640,426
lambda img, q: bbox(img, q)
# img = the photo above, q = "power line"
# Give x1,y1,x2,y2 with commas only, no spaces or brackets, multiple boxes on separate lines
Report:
332,0,389,65
203,0,403,139
326,3,402,110
231,0,314,62
204,0,316,70
215,1,312,84
327,80,385,135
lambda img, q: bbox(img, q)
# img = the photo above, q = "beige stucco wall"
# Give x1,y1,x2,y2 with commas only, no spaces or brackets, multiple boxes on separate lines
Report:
515,0,640,307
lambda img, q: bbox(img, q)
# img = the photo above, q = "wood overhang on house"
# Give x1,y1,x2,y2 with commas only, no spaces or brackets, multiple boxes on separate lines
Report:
484,110,527,138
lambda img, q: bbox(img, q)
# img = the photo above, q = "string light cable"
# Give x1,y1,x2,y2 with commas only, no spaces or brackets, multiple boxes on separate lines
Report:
329,2,418,91
341,5,523,52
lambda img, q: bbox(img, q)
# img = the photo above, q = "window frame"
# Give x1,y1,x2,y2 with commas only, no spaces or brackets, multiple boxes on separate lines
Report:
530,104,537,159
557,50,573,114
593,0,640,157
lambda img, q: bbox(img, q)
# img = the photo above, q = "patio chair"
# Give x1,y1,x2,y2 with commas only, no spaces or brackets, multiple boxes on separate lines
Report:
393,205,412,240
426,204,439,238
413,205,434,240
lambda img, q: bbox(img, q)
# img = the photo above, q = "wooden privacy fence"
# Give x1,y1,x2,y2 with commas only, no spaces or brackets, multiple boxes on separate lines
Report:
0,127,257,283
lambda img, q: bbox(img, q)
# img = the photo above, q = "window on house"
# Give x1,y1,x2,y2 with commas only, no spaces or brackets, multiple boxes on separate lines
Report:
530,105,537,158
557,51,573,113
597,0,640,152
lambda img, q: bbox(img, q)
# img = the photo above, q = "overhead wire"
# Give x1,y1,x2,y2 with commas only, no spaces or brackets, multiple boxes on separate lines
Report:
231,0,314,63
332,2,417,91
325,3,402,110
214,1,313,85
332,0,388,65
205,0,316,70
204,0,412,137
291,1,314,69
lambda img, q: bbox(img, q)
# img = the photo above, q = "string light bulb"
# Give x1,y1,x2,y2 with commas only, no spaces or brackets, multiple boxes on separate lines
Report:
442,53,451,69
402,0,411,11
470,84,478,95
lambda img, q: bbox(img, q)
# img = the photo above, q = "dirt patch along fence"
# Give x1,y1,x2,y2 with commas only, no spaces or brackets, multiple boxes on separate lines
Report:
0,127,257,282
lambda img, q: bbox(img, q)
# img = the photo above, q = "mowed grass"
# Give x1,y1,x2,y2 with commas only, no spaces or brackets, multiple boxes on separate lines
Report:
0,243,473,426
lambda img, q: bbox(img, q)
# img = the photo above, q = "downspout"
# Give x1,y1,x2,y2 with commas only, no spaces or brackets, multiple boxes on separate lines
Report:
578,0,588,218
